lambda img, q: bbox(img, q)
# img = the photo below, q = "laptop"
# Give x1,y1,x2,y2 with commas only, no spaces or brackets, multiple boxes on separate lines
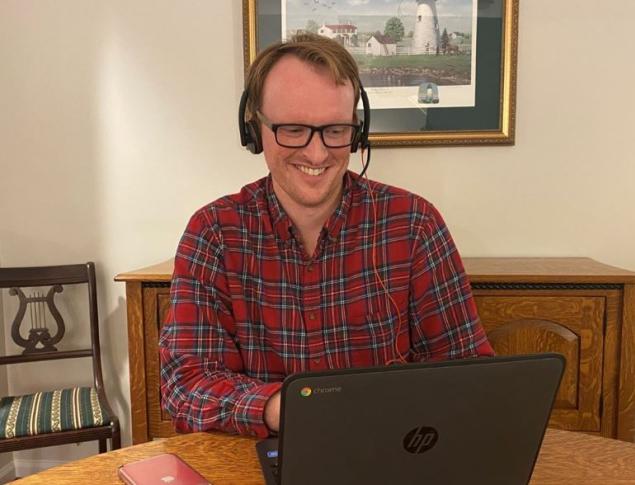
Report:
256,353,564,485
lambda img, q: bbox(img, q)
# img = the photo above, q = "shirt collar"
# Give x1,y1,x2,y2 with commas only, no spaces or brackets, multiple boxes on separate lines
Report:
265,171,355,243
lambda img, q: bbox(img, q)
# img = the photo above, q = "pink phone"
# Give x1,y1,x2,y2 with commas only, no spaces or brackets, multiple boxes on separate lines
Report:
118,453,212,485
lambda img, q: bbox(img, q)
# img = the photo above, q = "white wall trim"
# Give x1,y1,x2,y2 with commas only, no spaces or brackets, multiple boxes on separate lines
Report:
13,458,68,479
0,460,16,483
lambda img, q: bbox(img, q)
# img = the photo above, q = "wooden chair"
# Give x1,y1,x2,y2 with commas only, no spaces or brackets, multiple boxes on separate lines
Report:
0,262,120,453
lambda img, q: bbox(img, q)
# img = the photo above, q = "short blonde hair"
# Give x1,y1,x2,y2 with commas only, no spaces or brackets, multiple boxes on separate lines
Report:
244,32,361,121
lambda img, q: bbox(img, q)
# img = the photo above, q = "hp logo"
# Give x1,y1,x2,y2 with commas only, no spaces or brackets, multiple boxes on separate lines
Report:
403,426,439,454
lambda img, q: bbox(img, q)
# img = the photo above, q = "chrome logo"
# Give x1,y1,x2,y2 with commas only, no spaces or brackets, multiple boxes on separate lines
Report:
300,387,312,397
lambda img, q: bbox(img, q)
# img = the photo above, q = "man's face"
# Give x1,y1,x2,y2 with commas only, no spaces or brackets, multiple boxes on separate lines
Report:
259,55,356,215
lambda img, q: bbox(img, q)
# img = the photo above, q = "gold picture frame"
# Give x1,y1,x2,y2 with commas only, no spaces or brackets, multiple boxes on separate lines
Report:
242,0,518,147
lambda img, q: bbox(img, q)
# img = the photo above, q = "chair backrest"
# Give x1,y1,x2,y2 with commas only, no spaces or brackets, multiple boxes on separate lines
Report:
0,262,105,393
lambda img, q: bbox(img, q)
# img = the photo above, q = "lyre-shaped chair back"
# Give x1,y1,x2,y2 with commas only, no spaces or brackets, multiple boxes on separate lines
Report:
10,285,66,354
0,262,120,455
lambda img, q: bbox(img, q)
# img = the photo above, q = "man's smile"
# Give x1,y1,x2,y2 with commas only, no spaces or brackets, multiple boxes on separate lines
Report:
295,165,327,176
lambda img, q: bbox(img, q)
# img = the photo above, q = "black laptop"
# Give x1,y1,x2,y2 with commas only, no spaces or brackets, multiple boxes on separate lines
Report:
256,353,564,485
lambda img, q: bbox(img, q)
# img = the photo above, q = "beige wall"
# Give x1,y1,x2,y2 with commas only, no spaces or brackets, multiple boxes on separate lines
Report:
1,0,634,471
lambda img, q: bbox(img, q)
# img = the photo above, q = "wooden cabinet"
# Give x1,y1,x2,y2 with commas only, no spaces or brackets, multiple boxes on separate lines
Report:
116,258,635,444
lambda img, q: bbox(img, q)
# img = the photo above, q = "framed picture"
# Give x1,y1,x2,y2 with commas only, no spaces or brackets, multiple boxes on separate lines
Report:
243,0,518,147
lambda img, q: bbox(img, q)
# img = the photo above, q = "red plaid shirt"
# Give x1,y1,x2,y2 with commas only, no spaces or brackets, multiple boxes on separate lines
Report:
159,172,493,438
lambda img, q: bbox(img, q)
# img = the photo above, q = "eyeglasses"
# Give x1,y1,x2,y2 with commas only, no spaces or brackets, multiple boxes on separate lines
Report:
256,111,359,149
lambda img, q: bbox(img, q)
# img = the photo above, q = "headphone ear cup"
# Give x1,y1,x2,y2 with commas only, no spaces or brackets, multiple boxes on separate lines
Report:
238,88,263,155
245,120,262,154
351,86,370,153
359,87,370,150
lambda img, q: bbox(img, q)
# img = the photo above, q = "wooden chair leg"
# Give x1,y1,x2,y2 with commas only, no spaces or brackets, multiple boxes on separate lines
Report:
111,427,121,450
99,439,107,453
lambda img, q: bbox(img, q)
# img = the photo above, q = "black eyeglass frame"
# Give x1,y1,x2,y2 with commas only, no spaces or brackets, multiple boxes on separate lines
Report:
256,111,360,149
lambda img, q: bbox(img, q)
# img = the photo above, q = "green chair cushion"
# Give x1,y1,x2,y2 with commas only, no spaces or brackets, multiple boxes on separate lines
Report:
0,387,111,439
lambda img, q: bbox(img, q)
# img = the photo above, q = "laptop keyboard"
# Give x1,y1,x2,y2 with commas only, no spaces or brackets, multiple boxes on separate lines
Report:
266,449,280,479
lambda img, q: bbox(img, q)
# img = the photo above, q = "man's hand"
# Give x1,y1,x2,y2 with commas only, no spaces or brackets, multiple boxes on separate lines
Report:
264,392,281,432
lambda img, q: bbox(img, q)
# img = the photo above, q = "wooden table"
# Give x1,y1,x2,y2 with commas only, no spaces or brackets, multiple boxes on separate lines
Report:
16,429,635,484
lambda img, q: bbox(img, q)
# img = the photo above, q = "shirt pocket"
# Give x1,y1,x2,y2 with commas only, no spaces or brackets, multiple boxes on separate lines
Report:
345,295,409,367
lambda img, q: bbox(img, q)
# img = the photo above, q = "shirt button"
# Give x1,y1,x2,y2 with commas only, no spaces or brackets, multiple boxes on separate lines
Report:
308,312,316,320
307,265,314,272
313,358,321,364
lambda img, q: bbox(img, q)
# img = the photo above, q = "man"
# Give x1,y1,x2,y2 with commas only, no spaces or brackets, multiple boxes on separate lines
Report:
159,33,493,439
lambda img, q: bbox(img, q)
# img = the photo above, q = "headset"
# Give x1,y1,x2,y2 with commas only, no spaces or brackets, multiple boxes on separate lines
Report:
238,82,371,157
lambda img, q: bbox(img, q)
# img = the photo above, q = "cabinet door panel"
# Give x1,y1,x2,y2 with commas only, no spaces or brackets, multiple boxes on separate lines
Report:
487,319,579,409
474,295,605,432
143,287,178,439
157,293,172,425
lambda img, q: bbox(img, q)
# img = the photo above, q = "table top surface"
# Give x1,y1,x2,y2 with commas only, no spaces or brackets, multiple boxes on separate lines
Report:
16,428,635,484
114,257,635,284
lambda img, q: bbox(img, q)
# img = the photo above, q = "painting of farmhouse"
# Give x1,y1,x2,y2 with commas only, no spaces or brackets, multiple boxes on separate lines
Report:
282,0,477,109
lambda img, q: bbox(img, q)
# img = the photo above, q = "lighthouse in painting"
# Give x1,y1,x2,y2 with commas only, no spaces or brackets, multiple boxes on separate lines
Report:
413,0,440,54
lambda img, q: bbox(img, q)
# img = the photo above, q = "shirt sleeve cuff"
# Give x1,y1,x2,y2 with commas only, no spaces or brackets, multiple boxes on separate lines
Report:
232,381,283,438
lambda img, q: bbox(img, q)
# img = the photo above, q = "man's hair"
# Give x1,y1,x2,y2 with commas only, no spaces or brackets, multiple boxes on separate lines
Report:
244,32,361,121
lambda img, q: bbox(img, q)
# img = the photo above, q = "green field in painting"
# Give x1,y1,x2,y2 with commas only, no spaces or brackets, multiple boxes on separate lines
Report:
353,54,471,72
